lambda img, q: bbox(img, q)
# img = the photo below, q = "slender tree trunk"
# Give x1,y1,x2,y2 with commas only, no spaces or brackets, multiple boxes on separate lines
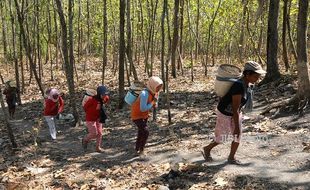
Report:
205,0,222,71
296,0,310,97
286,0,298,62
77,0,82,68
161,0,167,91
119,0,126,108
238,0,248,62
19,29,24,94
262,0,281,83
14,0,45,96
171,0,180,78
282,0,290,71
102,0,108,84
195,0,200,61
177,0,184,74
0,1,8,60
8,0,21,104
55,0,79,124
35,0,42,79
186,0,194,81
126,0,138,80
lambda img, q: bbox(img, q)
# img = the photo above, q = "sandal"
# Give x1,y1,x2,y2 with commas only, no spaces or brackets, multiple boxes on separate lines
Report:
201,151,213,162
227,159,242,165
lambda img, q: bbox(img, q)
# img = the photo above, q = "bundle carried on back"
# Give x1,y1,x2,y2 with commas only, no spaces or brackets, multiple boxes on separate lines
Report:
82,88,97,107
124,81,145,106
214,64,242,97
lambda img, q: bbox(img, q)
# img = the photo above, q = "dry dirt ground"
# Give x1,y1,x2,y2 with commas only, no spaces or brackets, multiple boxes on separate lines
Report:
1,64,310,190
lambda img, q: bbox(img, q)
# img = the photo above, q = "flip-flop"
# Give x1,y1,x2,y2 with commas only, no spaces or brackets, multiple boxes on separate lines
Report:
227,159,242,165
201,151,213,162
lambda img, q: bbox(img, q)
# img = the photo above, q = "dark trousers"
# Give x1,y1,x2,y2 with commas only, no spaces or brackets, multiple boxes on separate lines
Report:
6,98,16,118
133,119,149,152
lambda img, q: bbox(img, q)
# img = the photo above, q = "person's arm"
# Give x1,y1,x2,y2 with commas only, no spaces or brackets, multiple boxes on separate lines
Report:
58,96,64,113
140,90,153,112
232,94,242,138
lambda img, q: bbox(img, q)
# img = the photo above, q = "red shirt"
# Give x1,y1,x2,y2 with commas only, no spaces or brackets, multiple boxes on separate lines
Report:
83,97,101,121
44,96,64,116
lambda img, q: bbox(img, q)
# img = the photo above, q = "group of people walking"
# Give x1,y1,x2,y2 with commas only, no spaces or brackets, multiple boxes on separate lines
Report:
3,61,266,163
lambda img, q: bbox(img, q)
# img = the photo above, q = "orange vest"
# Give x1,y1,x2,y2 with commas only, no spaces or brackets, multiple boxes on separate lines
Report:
131,90,154,120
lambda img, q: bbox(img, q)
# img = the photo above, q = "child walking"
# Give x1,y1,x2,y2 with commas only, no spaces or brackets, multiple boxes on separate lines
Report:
82,86,109,153
3,80,19,119
131,76,163,155
43,88,64,140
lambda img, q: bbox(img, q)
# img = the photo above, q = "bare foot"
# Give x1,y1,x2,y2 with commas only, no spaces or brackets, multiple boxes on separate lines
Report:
96,148,104,153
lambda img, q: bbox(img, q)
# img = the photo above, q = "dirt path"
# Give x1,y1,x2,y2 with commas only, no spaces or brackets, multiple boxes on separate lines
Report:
1,75,310,189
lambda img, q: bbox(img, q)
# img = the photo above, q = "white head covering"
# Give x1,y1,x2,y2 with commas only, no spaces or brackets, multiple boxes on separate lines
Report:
48,88,60,102
146,76,163,94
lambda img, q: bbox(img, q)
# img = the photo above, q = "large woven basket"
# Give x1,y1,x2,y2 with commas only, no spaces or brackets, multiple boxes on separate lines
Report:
214,64,242,97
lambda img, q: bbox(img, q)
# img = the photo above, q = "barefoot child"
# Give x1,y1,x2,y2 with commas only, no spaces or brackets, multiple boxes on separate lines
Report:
131,76,163,155
202,61,266,164
82,86,109,153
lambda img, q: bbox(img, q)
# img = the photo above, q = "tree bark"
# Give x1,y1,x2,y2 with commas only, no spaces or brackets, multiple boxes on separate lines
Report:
194,0,200,61
296,0,310,97
282,0,290,71
126,0,138,80
205,0,222,71
14,0,45,96
262,0,281,83
102,0,108,84
8,0,21,104
119,0,126,108
171,0,180,78
55,0,79,124
0,1,8,60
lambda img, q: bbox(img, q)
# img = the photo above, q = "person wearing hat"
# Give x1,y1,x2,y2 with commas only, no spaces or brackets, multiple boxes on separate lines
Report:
44,88,64,140
82,85,110,153
3,80,19,119
131,76,163,155
202,61,266,165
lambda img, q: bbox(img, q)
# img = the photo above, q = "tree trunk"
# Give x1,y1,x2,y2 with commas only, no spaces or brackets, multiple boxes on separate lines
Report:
102,0,108,84
171,0,180,78
119,0,126,108
186,0,194,81
8,0,21,104
205,0,222,72
194,0,200,61
14,0,45,96
0,1,8,60
126,0,138,80
262,0,281,83
238,0,248,62
55,0,79,124
161,0,167,91
296,0,310,97
282,0,290,71
19,29,25,94
177,0,184,74
286,0,298,62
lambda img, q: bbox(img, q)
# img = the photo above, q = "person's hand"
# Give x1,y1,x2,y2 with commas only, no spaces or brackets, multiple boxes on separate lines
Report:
152,100,158,108
103,95,110,104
